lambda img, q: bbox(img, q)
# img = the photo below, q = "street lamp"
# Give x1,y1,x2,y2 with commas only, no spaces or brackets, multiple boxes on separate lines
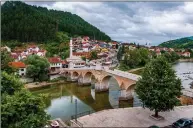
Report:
75,99,77,122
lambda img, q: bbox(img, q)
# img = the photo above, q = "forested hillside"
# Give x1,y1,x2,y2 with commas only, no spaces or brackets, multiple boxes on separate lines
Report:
159,36,193,48
1,1,111,42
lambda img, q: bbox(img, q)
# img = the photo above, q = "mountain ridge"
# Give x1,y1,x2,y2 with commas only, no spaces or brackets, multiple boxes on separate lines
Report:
1,1,111,43
159,36,193,49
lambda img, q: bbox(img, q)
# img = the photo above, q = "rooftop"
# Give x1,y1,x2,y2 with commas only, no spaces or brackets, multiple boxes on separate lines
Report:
48,57,61,63
9,62,26,68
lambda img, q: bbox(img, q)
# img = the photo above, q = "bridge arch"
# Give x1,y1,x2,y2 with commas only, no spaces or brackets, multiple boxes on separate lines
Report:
83,72,93,83
126,84,136,98
72,71,79,77
100,75,120,89
64,71,70,76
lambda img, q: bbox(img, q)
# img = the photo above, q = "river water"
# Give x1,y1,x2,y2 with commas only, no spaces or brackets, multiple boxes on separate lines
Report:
32,78,133,121
31,62,193,121
173,62,193,89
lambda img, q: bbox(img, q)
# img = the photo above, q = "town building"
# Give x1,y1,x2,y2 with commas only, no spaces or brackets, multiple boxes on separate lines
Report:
9,62,26,76
27,45,40,52
1,46,11,52
182,52,190,57
48,57,62,73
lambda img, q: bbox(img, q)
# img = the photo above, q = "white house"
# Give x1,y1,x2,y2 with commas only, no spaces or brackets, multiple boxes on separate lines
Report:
9,62,26,76
82,46,89,52
37,50,46,57
48,57,62,72
27,45,40,52
182,52,191,57
1,46,11,52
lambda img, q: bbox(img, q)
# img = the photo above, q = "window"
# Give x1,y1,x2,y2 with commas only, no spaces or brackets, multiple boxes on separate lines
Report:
21,69,24,71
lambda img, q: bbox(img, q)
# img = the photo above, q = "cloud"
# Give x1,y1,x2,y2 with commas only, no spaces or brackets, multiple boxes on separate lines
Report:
26,2,193,45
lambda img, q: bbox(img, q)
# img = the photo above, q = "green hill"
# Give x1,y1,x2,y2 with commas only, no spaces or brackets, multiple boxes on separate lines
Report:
1,1,111,42
159,36,193,49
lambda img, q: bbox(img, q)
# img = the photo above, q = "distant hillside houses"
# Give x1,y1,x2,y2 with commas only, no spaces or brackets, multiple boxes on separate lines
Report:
72,36,119,53
9,44,47,61
121,42,192,57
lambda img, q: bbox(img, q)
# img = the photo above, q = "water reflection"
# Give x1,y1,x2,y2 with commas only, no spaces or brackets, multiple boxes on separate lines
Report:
32,78,133,121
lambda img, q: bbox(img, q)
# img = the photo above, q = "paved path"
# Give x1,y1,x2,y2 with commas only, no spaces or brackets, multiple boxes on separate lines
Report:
78,106,193,127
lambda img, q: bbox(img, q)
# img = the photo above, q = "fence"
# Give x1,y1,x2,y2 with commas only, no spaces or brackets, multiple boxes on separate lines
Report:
71,104,130,121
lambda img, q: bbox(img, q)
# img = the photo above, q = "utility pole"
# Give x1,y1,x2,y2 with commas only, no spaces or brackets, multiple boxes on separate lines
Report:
75,99,77,122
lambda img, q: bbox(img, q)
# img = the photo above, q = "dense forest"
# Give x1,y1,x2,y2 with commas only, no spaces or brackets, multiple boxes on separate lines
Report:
1,1,111,43
159,36,193,48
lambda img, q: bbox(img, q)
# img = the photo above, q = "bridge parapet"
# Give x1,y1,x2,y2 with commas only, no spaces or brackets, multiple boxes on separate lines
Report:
105,69,141,81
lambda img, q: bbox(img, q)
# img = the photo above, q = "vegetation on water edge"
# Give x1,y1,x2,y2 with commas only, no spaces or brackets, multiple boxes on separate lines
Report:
117,44,181,72
1,72,50,128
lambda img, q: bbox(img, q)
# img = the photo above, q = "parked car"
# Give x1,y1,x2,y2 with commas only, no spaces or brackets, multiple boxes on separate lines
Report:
149,125,160,128
172,118,193,128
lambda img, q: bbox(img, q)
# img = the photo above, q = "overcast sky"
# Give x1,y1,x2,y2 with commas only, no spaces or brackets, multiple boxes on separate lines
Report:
4,1,193,45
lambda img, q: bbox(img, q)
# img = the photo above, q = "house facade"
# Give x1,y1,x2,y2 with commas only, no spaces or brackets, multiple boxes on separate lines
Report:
48,57,62,73
9,62,26,76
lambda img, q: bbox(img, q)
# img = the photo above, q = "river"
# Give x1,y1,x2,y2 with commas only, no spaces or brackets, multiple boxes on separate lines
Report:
31,62,193,121
32,78,134,121
173,62,193,89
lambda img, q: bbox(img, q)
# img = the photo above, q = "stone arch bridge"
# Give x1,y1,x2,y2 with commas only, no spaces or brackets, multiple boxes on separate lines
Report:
60,68,141,99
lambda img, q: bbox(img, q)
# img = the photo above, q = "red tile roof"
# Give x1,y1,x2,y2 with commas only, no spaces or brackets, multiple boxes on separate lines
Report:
9,62,26,68
48,57,61,63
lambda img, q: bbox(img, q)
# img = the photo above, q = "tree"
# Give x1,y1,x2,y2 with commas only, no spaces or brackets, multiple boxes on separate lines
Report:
1,90,50,128
81,56,86,61
1,72,23,95
135,56,182,118
1,71,50,128
55,32,70,43
90,51,98,60
162,52,172,63
138,48,150,66
1,49,16,74
24,55,50,81
170,51,180,62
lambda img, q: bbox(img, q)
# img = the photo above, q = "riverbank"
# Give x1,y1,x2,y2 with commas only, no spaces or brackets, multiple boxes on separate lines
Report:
178,58,193,62
77,105,193,127
25,80,67,90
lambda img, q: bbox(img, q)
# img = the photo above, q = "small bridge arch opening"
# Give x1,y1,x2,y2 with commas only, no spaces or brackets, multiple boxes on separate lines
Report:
72,71,79,77
64,71,69,76
83,72,93,83
100,75,120,90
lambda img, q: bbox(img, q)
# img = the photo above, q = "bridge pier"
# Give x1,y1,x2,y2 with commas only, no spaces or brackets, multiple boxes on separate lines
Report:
95,83,109,93
78,77,91,86
119,89,134,101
